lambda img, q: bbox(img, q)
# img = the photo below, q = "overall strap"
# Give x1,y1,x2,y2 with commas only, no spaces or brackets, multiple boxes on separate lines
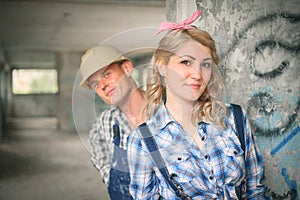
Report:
113,119,121,146
231,104,245,154
230,103,246,200
138,123,189,200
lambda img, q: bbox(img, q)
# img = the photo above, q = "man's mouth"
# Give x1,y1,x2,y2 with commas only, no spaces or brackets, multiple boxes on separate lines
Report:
106,88,115,97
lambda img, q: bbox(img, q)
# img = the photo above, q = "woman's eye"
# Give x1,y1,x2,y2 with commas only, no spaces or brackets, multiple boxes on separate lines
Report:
201,62,211,68
180,60,191,66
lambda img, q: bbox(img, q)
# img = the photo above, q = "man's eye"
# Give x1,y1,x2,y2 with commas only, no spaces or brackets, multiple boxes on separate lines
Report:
102,72,111,79
91,82,99,90
180,60,191,66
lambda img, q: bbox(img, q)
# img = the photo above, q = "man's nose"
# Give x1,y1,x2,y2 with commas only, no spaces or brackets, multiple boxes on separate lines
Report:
98,78,107,90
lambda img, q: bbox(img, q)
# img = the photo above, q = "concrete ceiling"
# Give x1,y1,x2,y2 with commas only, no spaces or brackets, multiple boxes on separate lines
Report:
0,0,166,54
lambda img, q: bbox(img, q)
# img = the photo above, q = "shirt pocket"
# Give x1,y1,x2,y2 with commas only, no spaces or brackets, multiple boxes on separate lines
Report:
161,153,211,194
223,146,245,182
164,153,195,183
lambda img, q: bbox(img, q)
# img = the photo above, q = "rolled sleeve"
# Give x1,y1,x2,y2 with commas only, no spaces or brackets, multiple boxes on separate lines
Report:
244,114,268,199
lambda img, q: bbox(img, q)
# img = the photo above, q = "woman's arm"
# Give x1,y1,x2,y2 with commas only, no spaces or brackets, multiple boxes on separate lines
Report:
127,129,158,200
243,113,269,199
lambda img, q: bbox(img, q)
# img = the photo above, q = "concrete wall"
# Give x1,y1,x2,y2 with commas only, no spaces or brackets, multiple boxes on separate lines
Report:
13,94,58,117
166,0,299,198
7,50,58,118
57,52,82,131
3,49,82,132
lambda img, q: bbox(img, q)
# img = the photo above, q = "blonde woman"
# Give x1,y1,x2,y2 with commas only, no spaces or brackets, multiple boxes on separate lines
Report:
127,11,268,200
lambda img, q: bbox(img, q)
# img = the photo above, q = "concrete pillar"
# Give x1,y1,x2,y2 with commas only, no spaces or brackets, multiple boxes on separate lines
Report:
166,0,299,197
57,52,82,132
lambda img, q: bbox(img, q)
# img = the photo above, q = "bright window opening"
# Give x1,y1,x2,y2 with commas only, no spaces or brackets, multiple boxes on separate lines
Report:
12,69,58,94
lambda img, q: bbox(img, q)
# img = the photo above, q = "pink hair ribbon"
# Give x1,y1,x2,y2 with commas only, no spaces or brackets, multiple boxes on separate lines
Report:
156,10,202,34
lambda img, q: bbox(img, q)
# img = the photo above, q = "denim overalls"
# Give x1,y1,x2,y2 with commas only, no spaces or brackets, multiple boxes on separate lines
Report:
108,122,133,200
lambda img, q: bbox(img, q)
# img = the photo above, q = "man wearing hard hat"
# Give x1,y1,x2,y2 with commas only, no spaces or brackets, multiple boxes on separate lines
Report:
80,45,147,200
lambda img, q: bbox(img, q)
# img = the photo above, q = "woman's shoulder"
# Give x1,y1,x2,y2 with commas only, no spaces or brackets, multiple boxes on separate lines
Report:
128,119,161,152
225,103,247,115
224,103,246,128
128,124,148,151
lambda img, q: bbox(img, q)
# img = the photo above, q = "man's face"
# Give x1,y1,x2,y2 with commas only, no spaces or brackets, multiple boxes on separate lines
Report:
87,61,133,105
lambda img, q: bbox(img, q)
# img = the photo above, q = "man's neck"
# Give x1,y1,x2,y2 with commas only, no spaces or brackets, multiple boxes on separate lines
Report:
118,88,147,129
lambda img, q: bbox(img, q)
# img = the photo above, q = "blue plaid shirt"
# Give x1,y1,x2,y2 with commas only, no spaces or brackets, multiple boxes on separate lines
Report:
127,104,268,200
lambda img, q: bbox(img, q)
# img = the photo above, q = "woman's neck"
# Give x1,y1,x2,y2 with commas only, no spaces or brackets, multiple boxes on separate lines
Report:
165,92,205,151
165,92,194,125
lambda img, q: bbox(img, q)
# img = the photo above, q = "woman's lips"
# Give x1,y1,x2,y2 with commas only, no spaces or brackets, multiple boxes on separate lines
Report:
187,83,201,90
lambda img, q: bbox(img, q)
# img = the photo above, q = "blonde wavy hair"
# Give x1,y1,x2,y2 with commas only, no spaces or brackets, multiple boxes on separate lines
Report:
146,27,229,127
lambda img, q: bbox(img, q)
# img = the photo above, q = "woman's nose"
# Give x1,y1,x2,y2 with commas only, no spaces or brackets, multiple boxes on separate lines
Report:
190,65,202,79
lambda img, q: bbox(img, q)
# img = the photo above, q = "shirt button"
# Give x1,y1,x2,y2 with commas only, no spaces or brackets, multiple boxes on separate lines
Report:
201,136,206,141
209,175,214,180
177,157,182,161
204,155,210,161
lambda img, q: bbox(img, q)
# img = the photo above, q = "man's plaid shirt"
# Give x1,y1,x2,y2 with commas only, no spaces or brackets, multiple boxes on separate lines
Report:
89,106,131,185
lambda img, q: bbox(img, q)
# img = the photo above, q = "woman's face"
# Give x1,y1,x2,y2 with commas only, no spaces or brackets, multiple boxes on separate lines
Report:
162,40,212,103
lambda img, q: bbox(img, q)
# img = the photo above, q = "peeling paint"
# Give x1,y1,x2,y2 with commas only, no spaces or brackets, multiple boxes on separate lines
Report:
184,0,300,198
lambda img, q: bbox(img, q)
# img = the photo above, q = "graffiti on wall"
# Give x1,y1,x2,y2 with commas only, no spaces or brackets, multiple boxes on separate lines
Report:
221,12,300,199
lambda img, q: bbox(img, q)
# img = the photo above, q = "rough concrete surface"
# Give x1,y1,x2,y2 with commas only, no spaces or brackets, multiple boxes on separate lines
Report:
0,124,110,200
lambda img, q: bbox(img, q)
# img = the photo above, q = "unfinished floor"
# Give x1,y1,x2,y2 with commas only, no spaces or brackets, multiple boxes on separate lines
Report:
0,118,109,200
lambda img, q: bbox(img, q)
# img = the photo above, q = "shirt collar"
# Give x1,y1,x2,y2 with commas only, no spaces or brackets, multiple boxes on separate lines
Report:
151,104,177,130
151,104,212,129
112,106,130,125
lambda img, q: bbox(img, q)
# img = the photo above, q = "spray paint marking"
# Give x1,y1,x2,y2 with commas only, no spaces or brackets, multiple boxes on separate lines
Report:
282,168,298,200
271,127,300,156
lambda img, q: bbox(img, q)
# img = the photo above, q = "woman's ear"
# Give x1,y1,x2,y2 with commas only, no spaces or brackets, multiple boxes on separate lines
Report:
121,60,134,77
156,60,166,77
